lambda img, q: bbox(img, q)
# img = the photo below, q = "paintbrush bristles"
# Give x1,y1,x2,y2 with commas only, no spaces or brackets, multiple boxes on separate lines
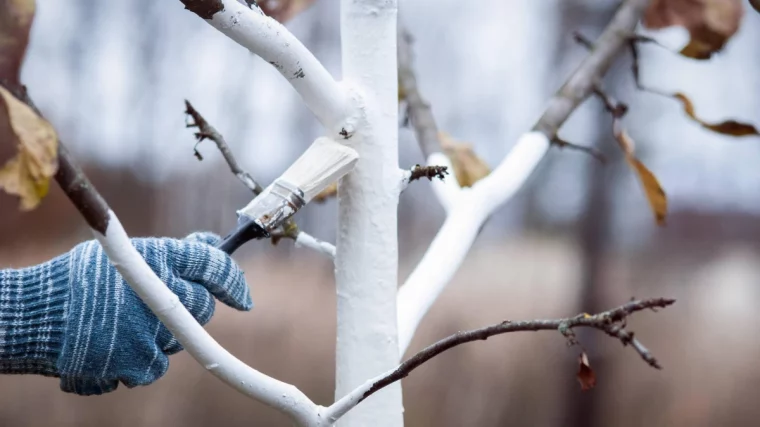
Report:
280,137,359,202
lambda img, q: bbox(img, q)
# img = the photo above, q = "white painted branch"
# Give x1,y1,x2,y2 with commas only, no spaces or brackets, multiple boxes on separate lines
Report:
395,0,648,355
93,211,325,426
473,132,551,214
200,0,347,132
323,366,396,423
425,152,460,211
397,132,550,354
335,0,403,425
295,231,336,259
398,163,451,195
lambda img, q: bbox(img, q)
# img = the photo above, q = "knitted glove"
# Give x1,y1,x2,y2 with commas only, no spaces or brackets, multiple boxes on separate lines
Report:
0,232,252,395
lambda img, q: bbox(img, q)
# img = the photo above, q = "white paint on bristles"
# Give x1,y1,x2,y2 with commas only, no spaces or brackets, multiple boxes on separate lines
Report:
280,137,359,202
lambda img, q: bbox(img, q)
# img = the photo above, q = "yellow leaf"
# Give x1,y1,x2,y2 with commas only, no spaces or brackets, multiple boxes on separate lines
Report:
0,85,58,210
672,92,759,136
438,132,490,187
312,181,337,203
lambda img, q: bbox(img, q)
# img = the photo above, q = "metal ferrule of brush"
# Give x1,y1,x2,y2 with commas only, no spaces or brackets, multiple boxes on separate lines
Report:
239,179,306,232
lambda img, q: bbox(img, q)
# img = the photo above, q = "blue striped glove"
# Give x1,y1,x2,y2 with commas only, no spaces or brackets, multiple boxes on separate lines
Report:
0,232,252,395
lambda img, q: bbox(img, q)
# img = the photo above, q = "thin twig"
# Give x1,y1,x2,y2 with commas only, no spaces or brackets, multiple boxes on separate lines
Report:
551,137,607,163
184,100,264,194
532,0,650,139
572,31,631,121
591,85,629,118
408,165,449,182
573,31,637,156
572,30,595,50
399,164,450,193
628,36,645,90
183,100,336,256
364,298,673,402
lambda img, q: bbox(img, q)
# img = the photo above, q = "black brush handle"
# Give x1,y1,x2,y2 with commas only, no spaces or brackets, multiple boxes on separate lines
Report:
217,218,270,254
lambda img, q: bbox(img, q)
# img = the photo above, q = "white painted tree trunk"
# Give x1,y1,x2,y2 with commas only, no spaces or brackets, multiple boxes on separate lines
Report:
335,0,404,426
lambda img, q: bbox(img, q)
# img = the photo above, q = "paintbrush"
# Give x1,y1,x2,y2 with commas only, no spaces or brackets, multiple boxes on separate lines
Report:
217,137,359,254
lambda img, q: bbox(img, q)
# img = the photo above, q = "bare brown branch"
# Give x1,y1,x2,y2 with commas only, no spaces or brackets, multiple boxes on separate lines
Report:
397,26,442,159
361,298,675,402
6,85,111,234
533,0,650,139
408,164,449,183
185,100,264,194
182,100,307,242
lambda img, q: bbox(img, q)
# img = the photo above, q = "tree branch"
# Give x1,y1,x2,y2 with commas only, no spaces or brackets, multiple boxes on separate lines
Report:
179,0,349,135
10,87,325,426
185,100,264,194
327,298,674,421
397,25,463,212
183,100,336,259
396,0,652,354
531,1,646,139
399,164,449,192
397,26,442,161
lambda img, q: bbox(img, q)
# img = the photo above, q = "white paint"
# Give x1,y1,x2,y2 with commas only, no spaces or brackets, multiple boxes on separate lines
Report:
334,0,404,425
281,137,359,202
295,232,336,259
205,0,348,132
426,152,460,211
398,168,413,193
93,211,326,426
397,132,550,354
324,365,398,422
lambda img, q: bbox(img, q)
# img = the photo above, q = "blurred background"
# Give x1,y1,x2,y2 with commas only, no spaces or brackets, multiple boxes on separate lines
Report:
2,0,760,425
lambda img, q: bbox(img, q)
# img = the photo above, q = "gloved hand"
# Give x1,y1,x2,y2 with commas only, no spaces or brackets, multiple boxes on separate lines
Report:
0,232,252,395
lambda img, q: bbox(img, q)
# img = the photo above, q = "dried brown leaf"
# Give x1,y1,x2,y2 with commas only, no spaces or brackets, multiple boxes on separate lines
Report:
643,0,744,59
0,85,58,210
627,157,668,226
577,352,597,391
672,92,759,136
615,129,668,226
438,132,490,187
0,0,36,86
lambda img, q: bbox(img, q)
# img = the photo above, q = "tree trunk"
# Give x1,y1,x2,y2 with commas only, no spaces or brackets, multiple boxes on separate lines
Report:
335,1,404,426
